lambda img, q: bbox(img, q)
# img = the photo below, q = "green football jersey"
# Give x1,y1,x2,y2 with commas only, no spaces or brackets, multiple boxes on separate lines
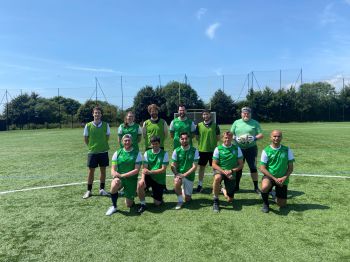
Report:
118,123,141,150
144,149,169,185
260,145,295,185
84,121,110,153
213,144,243,172
172,146,199,182
112,148,142,181
196,121,220,152
230,118,262,149
170,117,195,149
144,118,166,149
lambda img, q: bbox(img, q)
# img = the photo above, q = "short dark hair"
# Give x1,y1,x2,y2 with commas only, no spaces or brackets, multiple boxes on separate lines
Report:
223,131,233,138
180,132,189,138
202,109,210,114
150,135,160,143
92,106,102,114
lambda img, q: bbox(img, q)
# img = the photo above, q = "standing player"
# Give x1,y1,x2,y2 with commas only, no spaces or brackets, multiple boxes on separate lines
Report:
169,105,196,149
137,136,169,213
259,130,294,213
230,106,263,193
171,132,199,210
83,106,110,199
195,109,220,192
106,134,142,216
142,104,168,150
118,111,142,151
211,132,244,212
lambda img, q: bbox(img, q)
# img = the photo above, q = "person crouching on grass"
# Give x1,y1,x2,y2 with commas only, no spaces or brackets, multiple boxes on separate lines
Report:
136,136,169,214
259,130,294,213
106,134,142,216
171,132,199,210
83,106,110,199
211,131,244,212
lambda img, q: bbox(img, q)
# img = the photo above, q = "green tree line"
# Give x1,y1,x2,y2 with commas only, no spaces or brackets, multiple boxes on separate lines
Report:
1,81,350,129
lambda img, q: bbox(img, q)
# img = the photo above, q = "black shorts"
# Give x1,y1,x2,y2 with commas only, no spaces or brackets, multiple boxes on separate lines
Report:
198,151,213,166
241,146,258,173
263,176,288,199
87,152,109,168
145,175,165,202
220,174,236,198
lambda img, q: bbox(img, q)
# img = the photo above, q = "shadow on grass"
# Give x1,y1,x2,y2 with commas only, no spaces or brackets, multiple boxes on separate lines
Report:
287,190,305,199
220,198,262,211
271,203,330,216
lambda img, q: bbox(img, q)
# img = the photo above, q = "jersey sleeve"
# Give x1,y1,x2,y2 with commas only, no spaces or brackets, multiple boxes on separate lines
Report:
163,152,169,165
230,122,236,134
288,148,295,162
194,149,199,162
169,120,174,132
83,124,89,136
191,122,196,133
213,147,219,160
117,125,123,135
106,123,111,136
135,152,142,165
171,150,177,162
237,147,243,159
143,151,148,163
111,151,119,165
260,150,268,165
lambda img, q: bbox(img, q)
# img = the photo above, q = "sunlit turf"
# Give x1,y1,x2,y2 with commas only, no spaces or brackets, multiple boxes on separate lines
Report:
0,122,349,261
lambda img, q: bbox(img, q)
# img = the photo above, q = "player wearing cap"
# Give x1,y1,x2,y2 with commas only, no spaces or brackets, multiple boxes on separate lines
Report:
230,106,263,193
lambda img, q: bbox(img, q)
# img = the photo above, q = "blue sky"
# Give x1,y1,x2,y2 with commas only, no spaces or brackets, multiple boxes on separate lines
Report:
1,0,350,108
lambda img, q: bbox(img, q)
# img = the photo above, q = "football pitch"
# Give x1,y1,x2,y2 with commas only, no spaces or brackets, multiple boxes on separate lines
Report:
0,122,349,261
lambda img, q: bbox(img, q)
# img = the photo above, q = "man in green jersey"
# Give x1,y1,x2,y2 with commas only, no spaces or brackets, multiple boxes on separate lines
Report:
259,130,294,213
142,104,168,150
169,105,196,149
137,136,169,213
83,106,110,199
195,109,220,192
212,132,244,212
118,111,142,150
171,132,199,210
106,134,142,216
230,106,263,193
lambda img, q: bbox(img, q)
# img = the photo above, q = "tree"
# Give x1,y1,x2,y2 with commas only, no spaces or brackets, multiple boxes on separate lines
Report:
132,86,166,123
162,81,204,121
209,89,237,124
77,100,118,125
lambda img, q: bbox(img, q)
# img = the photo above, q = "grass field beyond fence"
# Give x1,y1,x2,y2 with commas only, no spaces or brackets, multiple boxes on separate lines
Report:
0,122,349,261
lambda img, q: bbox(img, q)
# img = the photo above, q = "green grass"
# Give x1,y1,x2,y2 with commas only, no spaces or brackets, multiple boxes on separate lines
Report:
0,122,350,261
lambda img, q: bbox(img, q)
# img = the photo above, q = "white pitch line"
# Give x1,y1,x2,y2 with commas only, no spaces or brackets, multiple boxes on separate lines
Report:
0,173,349,195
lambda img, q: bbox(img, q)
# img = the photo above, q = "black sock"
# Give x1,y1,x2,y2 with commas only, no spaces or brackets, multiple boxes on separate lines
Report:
100,183,105,190
253,181,258,189
261,192,269,206
111,193,118,208
235,170,242,189
87,184,92,191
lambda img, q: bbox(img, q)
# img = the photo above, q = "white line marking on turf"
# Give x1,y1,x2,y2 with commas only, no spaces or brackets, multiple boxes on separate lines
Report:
0,173,349,195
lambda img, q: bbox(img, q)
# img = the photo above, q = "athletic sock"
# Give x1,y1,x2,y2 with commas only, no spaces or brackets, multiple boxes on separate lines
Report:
177,195,183,203
198,180,203,186
87,184,92,191
261,192,269,206
100,183,105,190
213,196,219,200
111,193,118,208
253,181,258,189
235,170,242,189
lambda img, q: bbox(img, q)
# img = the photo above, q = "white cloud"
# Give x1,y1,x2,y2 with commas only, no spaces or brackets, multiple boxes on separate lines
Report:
196,8,207,20
320,3,338,25
65,66,118,73
206,22,221,39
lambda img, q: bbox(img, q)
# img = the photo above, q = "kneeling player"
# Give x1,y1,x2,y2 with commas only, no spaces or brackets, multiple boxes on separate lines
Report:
171,132,199,210
212,132,244,212
105,134,142,216
259,130,294,213
137,136,169,213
